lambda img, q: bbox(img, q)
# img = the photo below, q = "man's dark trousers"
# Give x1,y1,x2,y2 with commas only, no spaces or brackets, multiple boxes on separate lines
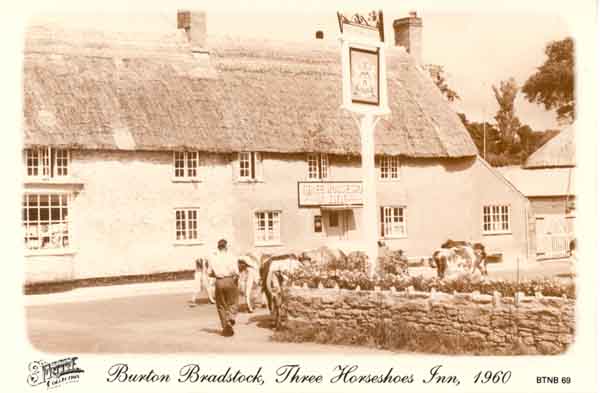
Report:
215,277,238,332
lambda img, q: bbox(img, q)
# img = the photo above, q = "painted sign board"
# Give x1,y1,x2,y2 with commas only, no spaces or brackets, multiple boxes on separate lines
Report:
337,10,389,115
298,181,363,207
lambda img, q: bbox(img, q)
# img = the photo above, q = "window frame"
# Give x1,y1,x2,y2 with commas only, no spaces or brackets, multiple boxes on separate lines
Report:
22,192,71,252
238,151,263,182
307,153,329,180
379,155,400,180
24,147,70,180
174,207,202,245
380,205,407,239
482,204,511,235
254,210,282,246
173,151,201,181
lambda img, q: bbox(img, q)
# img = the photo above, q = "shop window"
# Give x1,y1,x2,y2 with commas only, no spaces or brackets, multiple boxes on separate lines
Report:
23,193,69,250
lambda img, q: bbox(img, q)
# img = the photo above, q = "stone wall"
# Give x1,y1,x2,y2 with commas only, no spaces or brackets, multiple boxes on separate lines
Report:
281,286,575,355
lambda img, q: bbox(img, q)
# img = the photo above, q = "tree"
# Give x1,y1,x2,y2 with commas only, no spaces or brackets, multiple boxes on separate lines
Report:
522,37,574,122
458,112,501,159
425,64,460,102
492,78,521,153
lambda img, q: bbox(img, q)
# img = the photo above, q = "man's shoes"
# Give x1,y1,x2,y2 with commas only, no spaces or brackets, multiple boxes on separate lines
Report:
223,326,234,337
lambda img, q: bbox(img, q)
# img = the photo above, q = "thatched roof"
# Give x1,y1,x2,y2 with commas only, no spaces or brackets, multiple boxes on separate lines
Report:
524,125,575,168
23,26,477,158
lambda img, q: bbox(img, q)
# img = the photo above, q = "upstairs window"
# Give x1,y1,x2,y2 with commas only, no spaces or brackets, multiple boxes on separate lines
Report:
483,205,510,234
238,152,262,181
379,155,399,180
25,148,70,179
307,153,329,179
173,151,199,180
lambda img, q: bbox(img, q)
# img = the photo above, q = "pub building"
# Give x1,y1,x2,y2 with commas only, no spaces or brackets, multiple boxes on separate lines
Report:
22,11,534,285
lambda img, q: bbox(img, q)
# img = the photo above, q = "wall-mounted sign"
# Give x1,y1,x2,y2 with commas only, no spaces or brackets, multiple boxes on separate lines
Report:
298,181,363,207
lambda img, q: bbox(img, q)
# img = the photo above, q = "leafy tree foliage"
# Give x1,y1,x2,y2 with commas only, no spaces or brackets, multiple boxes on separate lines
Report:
492,78,521,152
458,113,560,167
522,37,574,122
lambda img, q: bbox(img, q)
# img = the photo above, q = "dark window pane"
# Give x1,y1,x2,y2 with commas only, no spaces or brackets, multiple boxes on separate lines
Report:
51,208,61,220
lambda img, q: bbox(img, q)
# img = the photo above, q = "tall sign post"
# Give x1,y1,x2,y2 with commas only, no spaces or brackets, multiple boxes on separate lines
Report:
337,11,390,276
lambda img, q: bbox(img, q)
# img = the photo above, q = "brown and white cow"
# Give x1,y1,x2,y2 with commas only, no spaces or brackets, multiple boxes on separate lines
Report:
259,253,304,329
432,240,488,279
192,258,216,304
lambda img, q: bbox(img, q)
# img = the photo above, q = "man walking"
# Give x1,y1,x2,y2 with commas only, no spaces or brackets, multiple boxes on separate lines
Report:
207,239,239,337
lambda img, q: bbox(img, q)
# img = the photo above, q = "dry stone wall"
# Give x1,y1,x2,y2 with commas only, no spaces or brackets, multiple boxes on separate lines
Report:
281,286,575,355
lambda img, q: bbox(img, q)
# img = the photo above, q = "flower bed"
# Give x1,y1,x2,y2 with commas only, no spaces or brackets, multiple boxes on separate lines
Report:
290,271,575,299
293,248,575,299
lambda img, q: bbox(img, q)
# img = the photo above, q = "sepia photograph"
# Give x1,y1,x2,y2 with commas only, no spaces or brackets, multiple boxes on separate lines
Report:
9,0,598,392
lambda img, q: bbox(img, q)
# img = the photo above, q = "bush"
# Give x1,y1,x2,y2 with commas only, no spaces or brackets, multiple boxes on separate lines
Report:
377,249,409,276
289,271,575,299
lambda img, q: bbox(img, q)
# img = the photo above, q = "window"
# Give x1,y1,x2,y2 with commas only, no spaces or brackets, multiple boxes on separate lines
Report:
23,193,69,250
254,211,281,245
379,155,399,180
238,152,262,181
173,151,199,179
175,208,200,242
25,148,70,179
380,206,407,238
307,153,328,179
483,205,510,234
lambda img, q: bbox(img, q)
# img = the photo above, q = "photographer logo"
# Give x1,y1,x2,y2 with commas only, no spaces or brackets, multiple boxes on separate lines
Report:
27,357,84,389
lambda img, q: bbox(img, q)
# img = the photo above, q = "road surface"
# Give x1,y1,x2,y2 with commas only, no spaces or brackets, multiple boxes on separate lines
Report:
26,291,387,354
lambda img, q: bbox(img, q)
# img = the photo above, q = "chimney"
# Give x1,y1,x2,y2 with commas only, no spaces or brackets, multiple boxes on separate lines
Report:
393,11,423,65
177,10,206,51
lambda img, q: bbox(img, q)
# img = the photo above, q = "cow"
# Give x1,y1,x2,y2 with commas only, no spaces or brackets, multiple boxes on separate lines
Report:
237,254,262,313
433,240,488,279
191,258,216,304
471,242,488,276
259,253,304,329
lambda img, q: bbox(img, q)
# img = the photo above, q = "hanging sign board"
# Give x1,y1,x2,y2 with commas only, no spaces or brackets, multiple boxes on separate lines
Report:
337,10,390,115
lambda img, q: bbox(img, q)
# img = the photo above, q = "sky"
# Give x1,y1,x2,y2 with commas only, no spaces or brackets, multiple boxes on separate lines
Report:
29,7,571,131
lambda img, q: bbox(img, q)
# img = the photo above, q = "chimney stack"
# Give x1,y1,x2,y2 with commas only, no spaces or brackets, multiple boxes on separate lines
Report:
393,11,422,65
177,10,206,50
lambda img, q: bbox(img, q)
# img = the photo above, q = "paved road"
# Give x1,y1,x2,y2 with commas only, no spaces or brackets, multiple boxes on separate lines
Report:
26,292,387,354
